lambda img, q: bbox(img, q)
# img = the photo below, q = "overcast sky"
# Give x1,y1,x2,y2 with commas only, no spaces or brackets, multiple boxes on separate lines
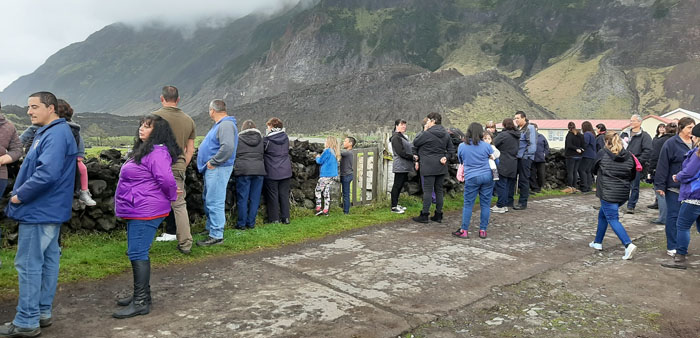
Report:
0,0,295,91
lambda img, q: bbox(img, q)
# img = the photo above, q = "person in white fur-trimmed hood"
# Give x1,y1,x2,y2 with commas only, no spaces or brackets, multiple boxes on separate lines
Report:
234,120,267,230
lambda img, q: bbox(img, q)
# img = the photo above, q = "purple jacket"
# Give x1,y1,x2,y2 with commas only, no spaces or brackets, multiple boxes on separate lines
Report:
677,148,700,201
263,131,292,180
115,145,178,219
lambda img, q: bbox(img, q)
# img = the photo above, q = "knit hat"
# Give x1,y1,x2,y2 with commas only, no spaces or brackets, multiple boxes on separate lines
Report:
693,124,700,138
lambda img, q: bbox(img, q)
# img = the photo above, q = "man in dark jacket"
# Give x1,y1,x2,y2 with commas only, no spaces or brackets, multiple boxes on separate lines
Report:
1,92,77,337
514,111,537,210
529,124,549,193
196,99,237,246
624,114,652,213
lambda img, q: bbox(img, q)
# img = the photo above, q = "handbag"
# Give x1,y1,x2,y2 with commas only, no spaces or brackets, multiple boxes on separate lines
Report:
631,153,643,172
456,163,464,182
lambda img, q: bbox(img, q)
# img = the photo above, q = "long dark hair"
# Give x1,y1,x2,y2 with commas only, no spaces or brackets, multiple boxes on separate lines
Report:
502,118,516,131
581,121,594,134
130,114,182,165
465,122,483,145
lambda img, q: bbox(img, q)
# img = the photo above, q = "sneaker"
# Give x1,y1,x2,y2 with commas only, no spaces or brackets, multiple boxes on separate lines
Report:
491,206,508,214
622,243,637,260
647,203,658,209
625,207,635,214
79,189,97,206
315,210,329,216
196,236,224,247
39,316,52,328
661,254,688,269
281,218,290,224
391,207,405,214
560,187,575,193
176,245,191,255
512,204,527,210
667,249,676,257
155,233,177,242
0,322,40,337
479,230,487,239
589,242,603,251
396,205,407,211
452,229,468,238
315,206,321,213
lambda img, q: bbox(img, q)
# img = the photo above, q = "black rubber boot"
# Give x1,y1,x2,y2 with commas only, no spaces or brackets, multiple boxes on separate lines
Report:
430,212,443,223
116,283,151,306
412,212,430,224
113,260,151,318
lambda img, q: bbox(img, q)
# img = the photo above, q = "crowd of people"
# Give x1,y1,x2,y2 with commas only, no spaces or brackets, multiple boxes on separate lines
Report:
0,86,698,335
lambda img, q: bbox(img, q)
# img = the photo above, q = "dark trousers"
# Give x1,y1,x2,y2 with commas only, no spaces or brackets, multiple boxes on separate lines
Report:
390,172,409,208
565,157,581,188
163,209,176,235
496,176,516,208
264,178,291,222
421,174,444,214
340,174,353,214
627,171,641,209
578,157,594,192
529,162,545,192
517,158,532,206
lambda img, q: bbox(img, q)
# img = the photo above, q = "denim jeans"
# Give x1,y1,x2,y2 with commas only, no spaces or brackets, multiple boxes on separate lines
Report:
236,175,264,227
461,173,494,231
654,190,667,223
13,223,61,329
495,176,515,208
203,166,234,239
517,158,532,206
127,217,165,261
594,200,631,246
675,203,700,255
627,171,641,209
0,178,7,243
340,174,353,214
665,190,681,251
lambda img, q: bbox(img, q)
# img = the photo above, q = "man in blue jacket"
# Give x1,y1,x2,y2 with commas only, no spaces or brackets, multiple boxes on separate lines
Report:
196,99,237,247
529,123,550,194
513,111,537,210
0,92,77,337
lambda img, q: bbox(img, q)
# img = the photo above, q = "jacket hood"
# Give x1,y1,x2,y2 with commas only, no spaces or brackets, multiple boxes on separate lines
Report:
67,121,80,131
240,128,262,147
504,129,520,139
427,124,447,138
606,148,630,162
266,131,288,145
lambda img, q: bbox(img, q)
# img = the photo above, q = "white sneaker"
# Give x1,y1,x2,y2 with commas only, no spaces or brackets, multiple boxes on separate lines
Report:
589,242,603,251
667,249,676,257
391,207,405,214
155,233,177,242
491,206,508,214
396,205,407,211
622,243,637,260
79,190,97,206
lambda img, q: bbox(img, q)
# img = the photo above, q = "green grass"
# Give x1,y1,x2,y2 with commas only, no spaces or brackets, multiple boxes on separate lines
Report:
0,188,563,299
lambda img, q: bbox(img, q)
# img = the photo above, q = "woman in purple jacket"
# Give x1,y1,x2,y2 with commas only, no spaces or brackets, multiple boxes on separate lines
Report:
113,115,181,319
662,124,700,269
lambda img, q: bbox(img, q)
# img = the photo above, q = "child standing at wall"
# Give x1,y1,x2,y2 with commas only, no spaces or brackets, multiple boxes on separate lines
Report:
57,99,97,206
315,136,340,216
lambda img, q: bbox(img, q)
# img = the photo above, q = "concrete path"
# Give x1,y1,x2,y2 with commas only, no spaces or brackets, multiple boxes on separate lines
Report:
0,190,682,337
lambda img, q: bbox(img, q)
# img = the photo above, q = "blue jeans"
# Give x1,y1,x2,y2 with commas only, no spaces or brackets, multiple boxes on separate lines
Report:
675,203,700,255
495,176,515,208
665,190,681,251
594,200,632,246
126,217,164,261
13,223,61,329
236,175,264,227
340,174,353,214
627,171,641,209
203,166,234,239
517,158,532,206
461,173,494,231
0,178,7,243
654,190,667,223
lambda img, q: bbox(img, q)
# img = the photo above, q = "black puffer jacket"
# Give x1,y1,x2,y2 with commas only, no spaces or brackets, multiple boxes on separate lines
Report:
412,124,454,176
234,128,266,176
593,148,637,204
493,129,520,178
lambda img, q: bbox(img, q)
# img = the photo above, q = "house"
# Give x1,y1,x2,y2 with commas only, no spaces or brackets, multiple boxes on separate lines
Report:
639,115,673,138
496,119,629,149
661,108,700,123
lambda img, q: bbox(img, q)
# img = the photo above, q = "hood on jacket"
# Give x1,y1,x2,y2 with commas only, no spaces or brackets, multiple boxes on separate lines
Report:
67,121,81,132
266,130,288,144
503,129,520,139
240,128,262,147
605,148,630,162
427,124,448,138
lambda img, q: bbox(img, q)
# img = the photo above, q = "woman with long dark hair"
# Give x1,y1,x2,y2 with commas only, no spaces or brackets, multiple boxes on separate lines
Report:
562,121,585,193
390,119,412,213
113,114,181,319
453,123,494,239
578,121,597,193
491,118,520,213
589,131,638,260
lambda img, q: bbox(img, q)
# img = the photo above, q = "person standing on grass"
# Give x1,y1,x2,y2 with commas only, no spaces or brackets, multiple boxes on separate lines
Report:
389,119,412,214
340,136,356,215
196,100,237,246
491,118,519,214
152,86,195,254
648,122,674,224
112,114,180,319
314,136,340,216
233,120,266,230
513,111,536,210
562,121,584,194
56,99,97,206
661,124,700,270
529,123,549,194
623,114,652,214
0,100,22,269
0,92,77,337
263,118,292,224
453,123,494,239
579,121,597,193
655,117,696,258
412,112,454,223
588,131,638,260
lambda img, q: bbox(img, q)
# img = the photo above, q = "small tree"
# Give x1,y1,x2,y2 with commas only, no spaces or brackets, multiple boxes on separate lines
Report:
85,123,108,146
